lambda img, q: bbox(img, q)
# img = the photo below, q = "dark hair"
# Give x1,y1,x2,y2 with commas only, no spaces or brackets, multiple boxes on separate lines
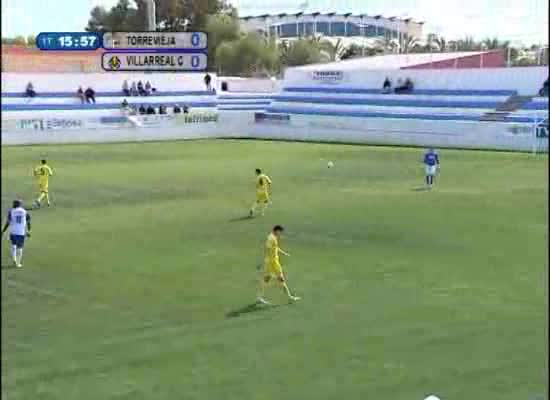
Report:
273,225,284,233
41,159,46,164
255,168,261,174
13,200,21,208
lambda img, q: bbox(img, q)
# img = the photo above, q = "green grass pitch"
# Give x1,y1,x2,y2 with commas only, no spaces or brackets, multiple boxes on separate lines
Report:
1,140,547,400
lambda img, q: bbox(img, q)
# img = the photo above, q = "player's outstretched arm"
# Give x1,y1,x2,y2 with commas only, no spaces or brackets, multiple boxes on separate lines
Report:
279,248,291,257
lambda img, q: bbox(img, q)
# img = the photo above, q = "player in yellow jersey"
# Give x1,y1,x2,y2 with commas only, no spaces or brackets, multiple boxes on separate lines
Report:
257,225,300,304
33,159,53,208
249,168,272,217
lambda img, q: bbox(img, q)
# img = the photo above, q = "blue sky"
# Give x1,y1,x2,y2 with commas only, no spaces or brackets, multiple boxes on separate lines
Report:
2,0,548,44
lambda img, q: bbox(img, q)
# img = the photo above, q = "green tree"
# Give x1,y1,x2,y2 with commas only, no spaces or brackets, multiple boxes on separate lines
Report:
216,33,279,76
481,37,510,50
26,35,36,46
401,36,420,53
12,35,27,46
86,0,232,33
340,43,363,60
319,38,346,61
205,13,240,71
86,1,140,32
279,38,323,66
455,36,479,51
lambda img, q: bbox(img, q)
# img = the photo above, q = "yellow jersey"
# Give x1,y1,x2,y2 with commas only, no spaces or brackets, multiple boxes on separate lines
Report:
265,233,280,263
256,174,272,193
34,164,53,185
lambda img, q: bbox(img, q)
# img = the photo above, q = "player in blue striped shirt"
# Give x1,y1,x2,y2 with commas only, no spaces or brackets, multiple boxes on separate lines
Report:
423,148,440,189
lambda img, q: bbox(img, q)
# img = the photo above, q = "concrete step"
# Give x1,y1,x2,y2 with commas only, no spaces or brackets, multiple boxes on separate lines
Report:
480,112,509,121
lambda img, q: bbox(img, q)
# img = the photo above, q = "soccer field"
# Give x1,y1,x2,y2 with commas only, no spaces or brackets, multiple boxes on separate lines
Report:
1,139,547,400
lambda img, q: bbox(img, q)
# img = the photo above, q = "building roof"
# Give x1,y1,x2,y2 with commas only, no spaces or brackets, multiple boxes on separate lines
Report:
239,12,421,24
290,51,497,71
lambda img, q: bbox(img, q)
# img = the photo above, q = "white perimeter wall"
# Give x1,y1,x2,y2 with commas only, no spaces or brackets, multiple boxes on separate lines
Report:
2,111,547,153
283,67,548,96
216,77,281,93
1,72,217,92
1,112,254,146
1,73,281,93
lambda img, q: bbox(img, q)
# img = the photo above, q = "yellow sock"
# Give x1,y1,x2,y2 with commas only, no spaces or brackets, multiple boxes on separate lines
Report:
36,192,46,204
44,193,50,205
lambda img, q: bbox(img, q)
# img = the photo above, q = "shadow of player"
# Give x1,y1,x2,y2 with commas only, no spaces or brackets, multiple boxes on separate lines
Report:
228,215,254,223
226,301,284,318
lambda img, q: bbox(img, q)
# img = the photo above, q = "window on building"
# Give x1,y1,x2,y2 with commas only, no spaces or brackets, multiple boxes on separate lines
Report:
348,23,361,36
280,23,298,37
331,22,346,36
316,22,329,36
366,25,377,37
305,22,315,36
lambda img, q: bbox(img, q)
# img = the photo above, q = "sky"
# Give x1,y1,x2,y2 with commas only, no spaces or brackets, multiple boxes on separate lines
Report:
2,0,548,45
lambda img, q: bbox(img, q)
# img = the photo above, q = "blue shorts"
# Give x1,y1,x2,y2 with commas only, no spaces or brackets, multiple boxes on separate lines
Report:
10,235,25,248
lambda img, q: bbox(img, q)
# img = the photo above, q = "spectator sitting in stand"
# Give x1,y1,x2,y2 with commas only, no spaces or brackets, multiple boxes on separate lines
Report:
138,104,146,115
539,78,548,97
25,82,36,98
183,104,189,114
159,104,167,114
382,77,392,94
204,73,212,91
146,104,156,114
131,81,138,96
404,78,414,92
137,81,146,96
76,86,86,103
173,104,182,114
121,98,129,109
394,78,414,94
122,80,130,96
84,87,96,104
145,81,153,95
129,105,138,115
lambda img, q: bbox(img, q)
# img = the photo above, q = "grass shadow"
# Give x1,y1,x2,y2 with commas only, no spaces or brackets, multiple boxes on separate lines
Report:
412,186,430,192
1,264,17,270
228,215,254,223
226,301,284,318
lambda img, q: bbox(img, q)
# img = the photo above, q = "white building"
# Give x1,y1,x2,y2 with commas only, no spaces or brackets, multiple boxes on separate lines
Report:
239,12,424,45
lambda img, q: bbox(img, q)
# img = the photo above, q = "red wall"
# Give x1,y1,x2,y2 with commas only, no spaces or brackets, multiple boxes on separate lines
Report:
2,46,103,72
403,50,505,69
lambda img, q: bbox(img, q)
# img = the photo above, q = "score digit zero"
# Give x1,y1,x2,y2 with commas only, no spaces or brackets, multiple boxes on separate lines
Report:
102,52,207,71
103,32,207,49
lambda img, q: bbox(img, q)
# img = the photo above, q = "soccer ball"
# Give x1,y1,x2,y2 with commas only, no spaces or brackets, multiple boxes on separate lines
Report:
327,161,334,168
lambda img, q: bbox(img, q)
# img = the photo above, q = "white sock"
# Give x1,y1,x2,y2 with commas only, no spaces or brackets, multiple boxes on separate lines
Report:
10,245,17,262
16,248,23,265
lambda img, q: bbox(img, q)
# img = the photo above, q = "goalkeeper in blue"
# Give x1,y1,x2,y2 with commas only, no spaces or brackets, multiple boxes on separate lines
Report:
423,148,440,189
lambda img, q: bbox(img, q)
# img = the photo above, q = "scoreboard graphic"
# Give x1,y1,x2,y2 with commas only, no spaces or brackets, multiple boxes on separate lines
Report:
36,31,208,72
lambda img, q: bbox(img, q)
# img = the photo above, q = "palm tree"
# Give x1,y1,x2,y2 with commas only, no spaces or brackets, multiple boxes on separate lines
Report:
401,36,420,53
455,36,479,51
319,38,346,61
482,37,510,50
434,36,447,52
373,36,398,54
